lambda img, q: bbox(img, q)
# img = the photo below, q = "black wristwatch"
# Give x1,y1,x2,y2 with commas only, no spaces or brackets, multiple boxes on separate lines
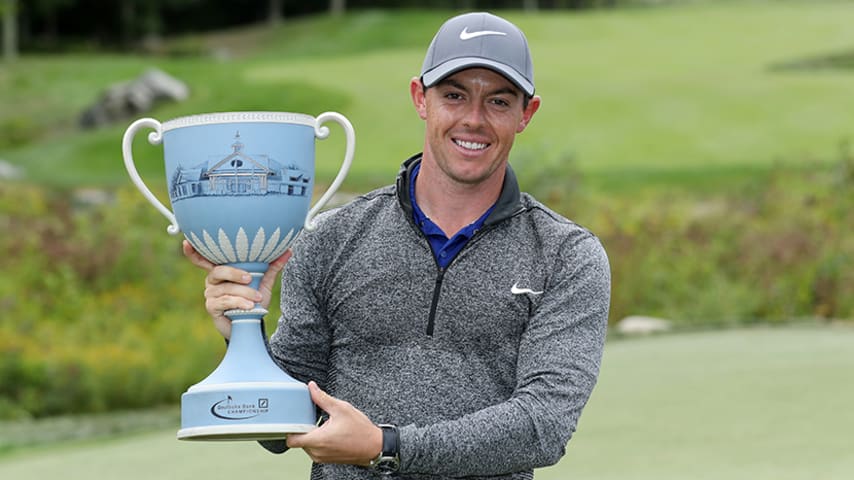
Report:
369,424,400,475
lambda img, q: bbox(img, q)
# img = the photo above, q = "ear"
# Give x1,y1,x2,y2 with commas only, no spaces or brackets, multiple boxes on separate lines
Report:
410,77,428,120
516,95,541,133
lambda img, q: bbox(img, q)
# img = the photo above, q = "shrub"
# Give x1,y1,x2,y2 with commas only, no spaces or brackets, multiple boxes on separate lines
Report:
0,117,44,150
517,155,854,325
0,182,223,418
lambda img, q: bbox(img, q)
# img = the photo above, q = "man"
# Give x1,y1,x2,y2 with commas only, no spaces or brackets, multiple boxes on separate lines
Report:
184,12,610,479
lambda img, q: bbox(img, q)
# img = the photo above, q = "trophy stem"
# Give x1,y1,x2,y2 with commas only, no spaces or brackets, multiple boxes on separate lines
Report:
177,265,316,441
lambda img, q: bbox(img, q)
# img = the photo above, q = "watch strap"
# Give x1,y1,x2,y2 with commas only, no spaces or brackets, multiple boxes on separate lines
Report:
370,424,400,475
381,424,399,457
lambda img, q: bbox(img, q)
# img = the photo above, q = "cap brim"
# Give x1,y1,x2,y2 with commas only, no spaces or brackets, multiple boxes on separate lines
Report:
421,57,535,97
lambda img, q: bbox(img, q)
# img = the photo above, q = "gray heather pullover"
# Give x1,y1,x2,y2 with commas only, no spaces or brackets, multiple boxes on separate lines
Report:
268,155,610,479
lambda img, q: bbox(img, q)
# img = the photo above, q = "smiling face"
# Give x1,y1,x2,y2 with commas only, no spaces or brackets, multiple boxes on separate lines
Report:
411,68,540,188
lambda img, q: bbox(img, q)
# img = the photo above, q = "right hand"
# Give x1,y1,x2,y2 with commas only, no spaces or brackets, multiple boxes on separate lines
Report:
182,240,292,340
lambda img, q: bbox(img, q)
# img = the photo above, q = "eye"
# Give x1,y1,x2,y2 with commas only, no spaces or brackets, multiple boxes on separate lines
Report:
490,97,512,108
445,92,463,100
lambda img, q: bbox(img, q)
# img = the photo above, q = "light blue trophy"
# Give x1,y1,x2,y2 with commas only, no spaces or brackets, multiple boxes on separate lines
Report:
121,111,354,441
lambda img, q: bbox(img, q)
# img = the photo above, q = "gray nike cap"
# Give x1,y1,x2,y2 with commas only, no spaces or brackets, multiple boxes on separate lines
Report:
421,12,535,96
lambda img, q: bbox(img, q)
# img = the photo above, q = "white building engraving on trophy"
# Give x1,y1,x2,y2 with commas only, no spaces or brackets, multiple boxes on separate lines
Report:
170,131,311,201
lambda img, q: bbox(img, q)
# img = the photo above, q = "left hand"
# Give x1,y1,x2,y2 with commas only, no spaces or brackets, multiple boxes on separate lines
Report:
287,381,383,466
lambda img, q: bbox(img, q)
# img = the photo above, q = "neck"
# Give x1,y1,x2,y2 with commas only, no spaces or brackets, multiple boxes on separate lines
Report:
414,160,504,237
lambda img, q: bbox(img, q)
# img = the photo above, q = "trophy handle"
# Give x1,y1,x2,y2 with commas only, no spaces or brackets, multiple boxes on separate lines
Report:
122,118,181,235
306,112,355,231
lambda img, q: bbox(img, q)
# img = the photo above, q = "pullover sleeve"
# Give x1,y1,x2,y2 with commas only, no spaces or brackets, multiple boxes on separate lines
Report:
268,248,332,389
398,235,611,476
260,248,332,456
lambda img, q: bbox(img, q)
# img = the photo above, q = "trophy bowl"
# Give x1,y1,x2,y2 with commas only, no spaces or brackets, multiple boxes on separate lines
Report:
121,111,354,441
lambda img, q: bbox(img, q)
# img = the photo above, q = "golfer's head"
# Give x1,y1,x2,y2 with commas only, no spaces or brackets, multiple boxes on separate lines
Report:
420,12,535,98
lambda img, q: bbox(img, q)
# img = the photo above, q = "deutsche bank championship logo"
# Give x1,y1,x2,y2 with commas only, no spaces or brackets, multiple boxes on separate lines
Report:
210,395,271,420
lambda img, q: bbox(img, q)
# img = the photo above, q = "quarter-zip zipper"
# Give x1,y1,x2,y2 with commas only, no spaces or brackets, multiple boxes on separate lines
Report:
422,219,506,337
425,268,445,337
420,208,526,337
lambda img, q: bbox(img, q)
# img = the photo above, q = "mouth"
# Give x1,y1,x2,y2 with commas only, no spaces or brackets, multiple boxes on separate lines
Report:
453,138,490,152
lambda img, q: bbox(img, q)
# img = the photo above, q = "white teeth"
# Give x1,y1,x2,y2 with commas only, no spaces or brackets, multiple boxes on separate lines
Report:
454,139,488,150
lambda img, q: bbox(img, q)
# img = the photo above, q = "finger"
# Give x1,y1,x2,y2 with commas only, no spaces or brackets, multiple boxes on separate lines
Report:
301,447,319,463
206,265,253,286
183,240,215,271
307,381,345,414
204,280,262,302
286,432,310,449
206,294,258,314
270,249,293,271
259,249,292,295
285,383,342,449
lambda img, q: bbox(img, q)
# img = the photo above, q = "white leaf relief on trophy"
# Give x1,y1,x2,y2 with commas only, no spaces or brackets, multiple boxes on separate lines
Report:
268,228,294,261
249,227,266,262
202,230,229,264
235,228,250,261
258,227,281,261
189,231,218,264
218,228,237,263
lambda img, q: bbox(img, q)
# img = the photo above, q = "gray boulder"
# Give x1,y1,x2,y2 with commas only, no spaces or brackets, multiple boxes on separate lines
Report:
0,160,23,180
616,316,673,335
79,68,189,128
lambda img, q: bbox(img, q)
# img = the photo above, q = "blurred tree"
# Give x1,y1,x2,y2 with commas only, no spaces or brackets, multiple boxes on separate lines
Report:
6,0,629,54
119,0,136,47
330,0,345,17
117,0,204,48
2,0,17,62
28,0,73,45
269,0,283,26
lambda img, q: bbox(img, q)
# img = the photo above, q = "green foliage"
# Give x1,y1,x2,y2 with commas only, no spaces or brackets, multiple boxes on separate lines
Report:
518,152,854,325
0,182,226,418
0,117,41,149
2,150,849,418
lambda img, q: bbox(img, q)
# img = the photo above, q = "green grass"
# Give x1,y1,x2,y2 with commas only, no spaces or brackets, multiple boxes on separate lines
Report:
0,430,312,480
1,325,851,479
541,325,854,479
1,1,853,193
0,407,180,455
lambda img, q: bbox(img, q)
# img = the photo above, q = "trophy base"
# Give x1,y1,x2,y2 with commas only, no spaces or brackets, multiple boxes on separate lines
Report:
177,422,315,441
179,380,317,442
177,308,317,442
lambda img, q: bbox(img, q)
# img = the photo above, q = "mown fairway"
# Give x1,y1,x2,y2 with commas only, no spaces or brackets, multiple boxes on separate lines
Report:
1,326,852,479
1,1,852,191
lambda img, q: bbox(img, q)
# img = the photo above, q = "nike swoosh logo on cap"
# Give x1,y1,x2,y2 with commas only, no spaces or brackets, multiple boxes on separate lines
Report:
459,27,507,40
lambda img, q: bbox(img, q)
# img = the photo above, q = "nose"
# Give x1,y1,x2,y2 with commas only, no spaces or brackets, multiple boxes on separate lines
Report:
461,102,486,128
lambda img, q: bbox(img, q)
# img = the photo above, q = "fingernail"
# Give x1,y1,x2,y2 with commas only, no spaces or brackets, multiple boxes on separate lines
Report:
255,292,263,301
241,274,251,283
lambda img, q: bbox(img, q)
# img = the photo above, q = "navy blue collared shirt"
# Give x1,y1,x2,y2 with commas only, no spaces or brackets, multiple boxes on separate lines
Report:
409,163,496,269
